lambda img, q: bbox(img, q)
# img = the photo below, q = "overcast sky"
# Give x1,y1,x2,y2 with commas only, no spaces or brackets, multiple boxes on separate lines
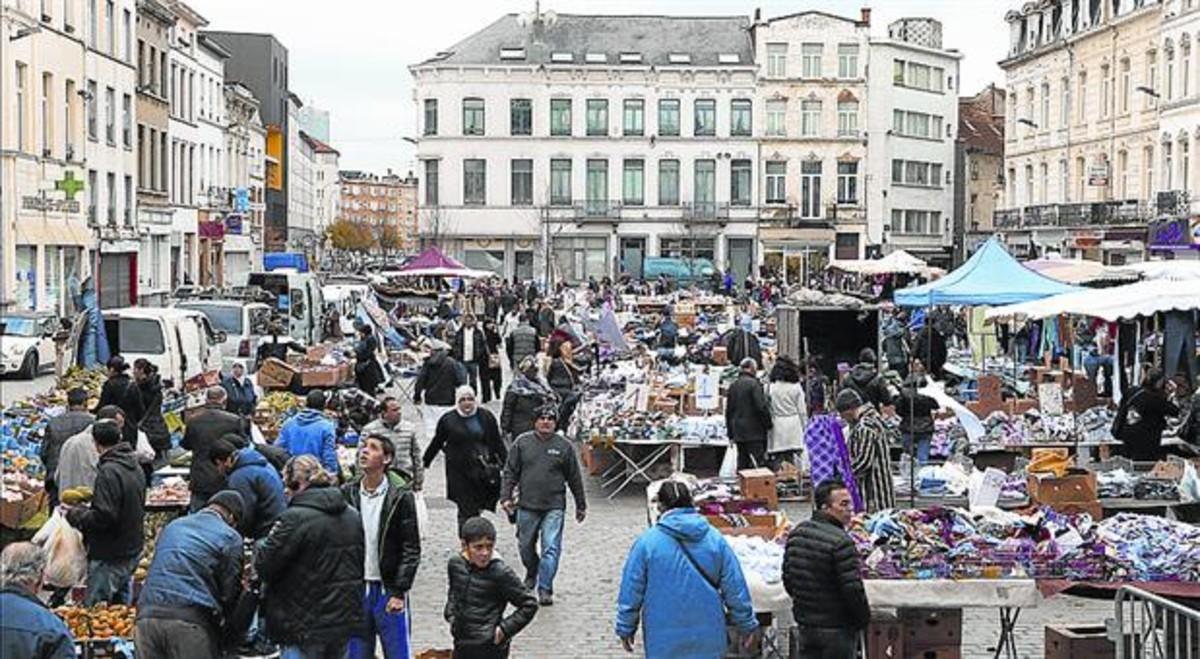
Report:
194,0,1014,173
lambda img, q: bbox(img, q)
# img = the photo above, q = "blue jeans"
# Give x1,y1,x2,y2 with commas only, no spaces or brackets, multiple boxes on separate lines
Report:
1084,352,1114,394
85,554,139,606
279,643,346,659
515,508,564,595
346,582,410,659
903,432,932,465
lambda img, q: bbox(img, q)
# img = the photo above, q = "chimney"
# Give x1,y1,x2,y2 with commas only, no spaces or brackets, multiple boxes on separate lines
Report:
860,7,872,27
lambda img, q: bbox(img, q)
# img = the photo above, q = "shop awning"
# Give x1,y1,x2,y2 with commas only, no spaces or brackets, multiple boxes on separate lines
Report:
14,219,93,247
1022,258,1139,285
986,279,1200,322
829,249,945,277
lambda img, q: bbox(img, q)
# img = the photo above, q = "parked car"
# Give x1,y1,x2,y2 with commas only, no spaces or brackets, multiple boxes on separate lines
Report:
0,311,59,378
247,270,325,345
175,299,272,372
642,257,718,287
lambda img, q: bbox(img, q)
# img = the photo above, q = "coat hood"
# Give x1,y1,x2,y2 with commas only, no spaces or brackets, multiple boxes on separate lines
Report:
294,409,329,426
849,363,878,387
655,508,710,543
233,446,270,471
98,442,140,473
290,485,348,515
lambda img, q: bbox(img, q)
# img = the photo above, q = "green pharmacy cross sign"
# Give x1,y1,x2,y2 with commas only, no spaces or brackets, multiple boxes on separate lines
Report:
55,171,85,200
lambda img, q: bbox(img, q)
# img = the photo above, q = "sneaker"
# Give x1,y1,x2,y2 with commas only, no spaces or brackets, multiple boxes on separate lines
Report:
538,591,553,606
523,576,536,591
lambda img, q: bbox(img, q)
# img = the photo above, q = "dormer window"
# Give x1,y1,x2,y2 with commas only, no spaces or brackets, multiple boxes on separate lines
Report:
585,52,607,63
668,53,691,64
718,53,740,64
550,52,573,63
619,52,642,63
500,47,526,60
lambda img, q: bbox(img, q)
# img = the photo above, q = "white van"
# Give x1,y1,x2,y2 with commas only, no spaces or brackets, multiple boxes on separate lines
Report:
98,308,225,386
175,299,273,372
247,271,325,345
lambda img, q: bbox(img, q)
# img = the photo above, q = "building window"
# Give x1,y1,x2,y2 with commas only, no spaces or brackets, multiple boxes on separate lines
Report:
658,99,680,136
891,209,941,234
1147,51,1158,109
837,101,858,137
105,0,113,54
801,43,822,78
729,159,752,206
766,100,786,136
623,159,644,206
510,159,532,205
87,79,97,141
123,175,132,226
550,98,572,136
1117,150,1128,198
1184,48,1192,97
894,60,945,92
801,100,821,137
837,161,858,204
105,86,115,144
1164,143,1174,190
892,109,941,139
1167,49,1176,101
1120,59,1131,114
1041,83,1050,127
510,98,532,136
1059,76,1070,126
123,9,131,62
64,80,74,156
586,159,608,210
891,160,944,187
693,159,716,211
765,161,786,203
88,0,97,45
693,99,715,136
1077,71,1087,121
41,73,53,155
106,172,116,225
767,43,787,78
730,99,752,136
1182,141,1191,192
463,159,485,205
88,169,97,223
586,99,608,136
550,158,572,205
623,99,644,136
15,64,28,152
838,44,859,78
122,94,131,147
1101,64,1111,118
800,160,822,218
423,99,437,135
658,159,679,206
462,98,484,136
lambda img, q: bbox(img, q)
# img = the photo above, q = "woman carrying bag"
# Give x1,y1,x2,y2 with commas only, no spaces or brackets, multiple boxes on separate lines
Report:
423,386,508,532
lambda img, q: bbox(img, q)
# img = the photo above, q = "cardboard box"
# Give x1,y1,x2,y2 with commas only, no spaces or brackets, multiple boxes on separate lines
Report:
301,366,344,388
1055,500,1104,520
705,512,780,539
581,443,617,476
1045,625,1115,659
904,647,961,659
258,358,298,390
1028,470,1098,505
900,608,962,648
738,468,779,510
306,344,330,362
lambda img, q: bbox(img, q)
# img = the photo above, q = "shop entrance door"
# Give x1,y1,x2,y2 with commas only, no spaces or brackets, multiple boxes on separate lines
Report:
620,238,645,280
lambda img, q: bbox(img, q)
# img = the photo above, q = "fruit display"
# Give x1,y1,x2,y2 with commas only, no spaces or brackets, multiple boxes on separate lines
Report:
59,486,93,505
54,604,136,640
146,477,190,507
134,511,175,583
255,391,303,441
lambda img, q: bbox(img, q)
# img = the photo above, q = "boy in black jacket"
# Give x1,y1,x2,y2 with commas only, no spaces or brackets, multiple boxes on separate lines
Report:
445,517,538,659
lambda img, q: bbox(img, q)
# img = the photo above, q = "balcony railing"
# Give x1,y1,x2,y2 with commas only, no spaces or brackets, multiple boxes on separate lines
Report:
574,200,622,219
992,200,1151,230
683,202,730,221
759,204,832,228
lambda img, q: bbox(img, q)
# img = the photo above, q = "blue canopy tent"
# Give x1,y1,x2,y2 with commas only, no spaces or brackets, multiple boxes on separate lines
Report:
894,238,1082,307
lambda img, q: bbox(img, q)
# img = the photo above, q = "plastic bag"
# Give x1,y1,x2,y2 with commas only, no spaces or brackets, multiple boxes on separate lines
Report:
719,444,739,480
414,492,430,538
31,510,87,588
1181,461,1200,504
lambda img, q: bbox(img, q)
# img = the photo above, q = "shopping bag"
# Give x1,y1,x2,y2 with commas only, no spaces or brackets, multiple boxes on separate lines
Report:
31,510,87,588
414,492,430,538
1181,461,1200,504
719,444,739,480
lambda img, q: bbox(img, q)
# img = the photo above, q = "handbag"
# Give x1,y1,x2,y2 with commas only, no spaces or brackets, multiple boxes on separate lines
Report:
488,352,502,370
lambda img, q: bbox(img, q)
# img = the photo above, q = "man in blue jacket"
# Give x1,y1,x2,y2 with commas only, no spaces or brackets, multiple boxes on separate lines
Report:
135,491,245,659
211,437,286,540
0,542,75,659
615,481,757,658
276,389,338,475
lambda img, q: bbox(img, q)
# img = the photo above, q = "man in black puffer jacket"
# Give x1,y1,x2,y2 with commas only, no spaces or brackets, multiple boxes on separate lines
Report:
256,455,365,657
782,480,870,658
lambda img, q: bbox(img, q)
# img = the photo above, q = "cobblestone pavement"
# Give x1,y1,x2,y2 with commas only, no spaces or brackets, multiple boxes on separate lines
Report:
398,396,1114,658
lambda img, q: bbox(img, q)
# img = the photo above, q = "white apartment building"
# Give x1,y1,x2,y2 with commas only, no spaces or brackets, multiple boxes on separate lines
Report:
195,33,227,286
999,0,1163,263
1154,0,1200,258
166,0,203,285
1,0,92,313
85,0,140,308
751,9,872,284
411,12,760,283
286,93,317,252
306,134,340,247
867,18,962,266
134,0,175,306
224,81,267,285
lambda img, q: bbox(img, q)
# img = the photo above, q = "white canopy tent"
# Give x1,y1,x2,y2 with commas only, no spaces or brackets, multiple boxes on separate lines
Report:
1123,260,1200,281
985,280,1200,322
829,249,945,277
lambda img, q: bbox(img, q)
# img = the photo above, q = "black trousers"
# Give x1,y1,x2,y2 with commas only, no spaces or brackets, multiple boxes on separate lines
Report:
794,626,856,659
735,440,767,470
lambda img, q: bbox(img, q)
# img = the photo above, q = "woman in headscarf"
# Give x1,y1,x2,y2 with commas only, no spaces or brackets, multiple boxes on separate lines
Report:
133,358,171,464
766,356,807,468
222,359,258,417
353,321,386,395
501,357,557,441
423,386,508,530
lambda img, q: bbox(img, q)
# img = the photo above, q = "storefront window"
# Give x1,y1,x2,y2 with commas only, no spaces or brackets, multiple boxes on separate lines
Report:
552,237,608,282
15,246,36,310
465,249,505,276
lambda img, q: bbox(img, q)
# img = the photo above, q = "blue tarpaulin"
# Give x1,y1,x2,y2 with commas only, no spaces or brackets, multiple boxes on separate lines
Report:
894,238,1083,307
263,252,309,273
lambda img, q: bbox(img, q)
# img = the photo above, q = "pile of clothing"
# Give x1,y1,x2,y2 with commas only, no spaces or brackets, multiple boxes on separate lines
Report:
725,535,785,585
1098,514,1200,581
1096,469,1181,501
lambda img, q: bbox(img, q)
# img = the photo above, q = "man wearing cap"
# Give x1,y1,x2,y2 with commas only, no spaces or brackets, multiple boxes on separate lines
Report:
500,405,586,606
183,387,249,512
135,490,244,658
725,358,773,470
96,355,145,447
835,389,895,514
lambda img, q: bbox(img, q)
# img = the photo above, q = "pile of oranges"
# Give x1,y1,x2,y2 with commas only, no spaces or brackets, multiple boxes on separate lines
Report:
55,603,135,640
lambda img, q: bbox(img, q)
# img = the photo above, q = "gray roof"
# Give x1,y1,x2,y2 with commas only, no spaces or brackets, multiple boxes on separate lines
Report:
417,13,754,68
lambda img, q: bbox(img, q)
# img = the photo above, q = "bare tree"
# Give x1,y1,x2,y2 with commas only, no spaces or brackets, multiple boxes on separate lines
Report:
419,205,456,249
